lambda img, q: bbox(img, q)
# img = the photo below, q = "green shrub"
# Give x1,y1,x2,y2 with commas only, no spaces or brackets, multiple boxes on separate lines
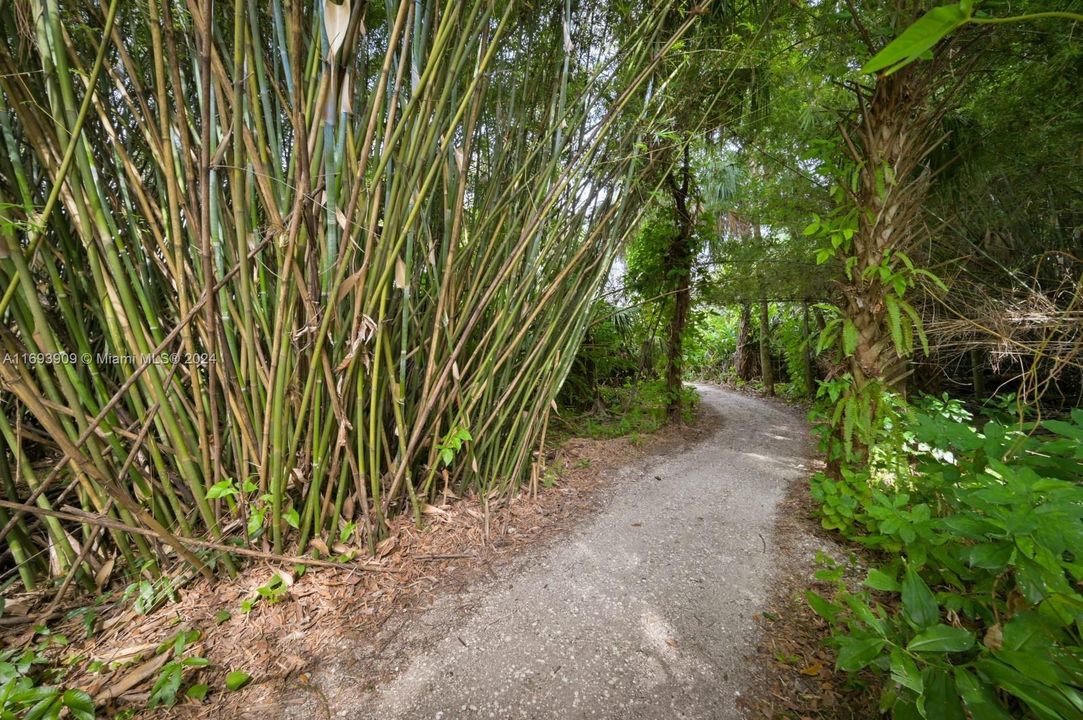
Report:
778,307,813,397
556,379,698,440
809,406,1083,719
559,300,648,411
684,308,740,381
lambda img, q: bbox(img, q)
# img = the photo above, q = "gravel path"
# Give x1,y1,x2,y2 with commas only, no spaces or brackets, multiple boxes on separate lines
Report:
350,385,810,720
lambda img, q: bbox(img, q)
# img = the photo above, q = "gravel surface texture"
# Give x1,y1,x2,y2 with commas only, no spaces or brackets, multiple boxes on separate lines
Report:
345,384,811,720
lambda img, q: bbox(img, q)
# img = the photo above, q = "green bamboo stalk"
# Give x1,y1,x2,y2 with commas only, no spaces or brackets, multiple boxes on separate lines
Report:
0,0,699,591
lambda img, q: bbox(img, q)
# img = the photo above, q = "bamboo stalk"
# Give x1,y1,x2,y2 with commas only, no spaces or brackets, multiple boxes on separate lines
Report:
0,0,697,590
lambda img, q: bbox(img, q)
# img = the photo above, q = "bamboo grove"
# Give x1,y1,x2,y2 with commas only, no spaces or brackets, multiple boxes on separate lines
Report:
0,0,695,591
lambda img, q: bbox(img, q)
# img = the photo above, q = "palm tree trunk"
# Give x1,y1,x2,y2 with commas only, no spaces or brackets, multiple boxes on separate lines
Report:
841,68,945,397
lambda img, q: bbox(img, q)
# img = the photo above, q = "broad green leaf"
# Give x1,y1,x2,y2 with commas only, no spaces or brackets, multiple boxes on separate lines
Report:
186,683,210,701
1042,592,1083,628
890,647,923,694
806,590,839,622
206,479,239,500
920,668,965,720
11,687,57,704
901,566,938,628
24,695,61,720
997,649,1061,686
893,699,922,720
953,667,1012,719
843,592,888,637
861,4,970,75
61,690,94,720
1043,419,1083,441
907,624,975,652
865,567,900,592
225,671,252,691
836,636,885,671
247,509,265,537
976,658,1077,720
148,662,182,708
967,542,1012,571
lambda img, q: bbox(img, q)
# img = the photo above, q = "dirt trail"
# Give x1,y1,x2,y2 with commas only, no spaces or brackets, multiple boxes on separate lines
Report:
311,385,810,719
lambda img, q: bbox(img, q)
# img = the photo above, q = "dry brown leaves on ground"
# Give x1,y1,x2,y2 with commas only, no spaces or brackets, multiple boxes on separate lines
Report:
738,464,883,720
0,420,696,719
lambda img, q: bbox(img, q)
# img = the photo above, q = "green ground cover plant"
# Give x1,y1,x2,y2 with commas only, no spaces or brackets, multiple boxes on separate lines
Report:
809,396,1083,718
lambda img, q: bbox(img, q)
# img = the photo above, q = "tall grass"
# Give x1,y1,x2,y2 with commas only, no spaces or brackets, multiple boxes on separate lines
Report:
0,0,694,592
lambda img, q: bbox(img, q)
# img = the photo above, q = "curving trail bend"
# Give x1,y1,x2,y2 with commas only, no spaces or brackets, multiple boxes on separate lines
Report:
346,385,810,720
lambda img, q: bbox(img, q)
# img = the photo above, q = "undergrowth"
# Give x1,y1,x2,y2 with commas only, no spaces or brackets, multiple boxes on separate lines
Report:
555,380,698,441
808,390,1083,719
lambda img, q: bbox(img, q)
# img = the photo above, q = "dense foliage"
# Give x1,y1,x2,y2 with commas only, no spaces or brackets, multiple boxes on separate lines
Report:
809,396,1083,718
0,0,695,591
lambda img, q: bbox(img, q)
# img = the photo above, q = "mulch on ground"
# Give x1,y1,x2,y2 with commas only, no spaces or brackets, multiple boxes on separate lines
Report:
738,457,883,719
1,414,702,719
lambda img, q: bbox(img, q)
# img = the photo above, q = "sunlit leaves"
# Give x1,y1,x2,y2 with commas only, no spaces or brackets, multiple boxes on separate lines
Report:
862,4,970,75
225,671,251,691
